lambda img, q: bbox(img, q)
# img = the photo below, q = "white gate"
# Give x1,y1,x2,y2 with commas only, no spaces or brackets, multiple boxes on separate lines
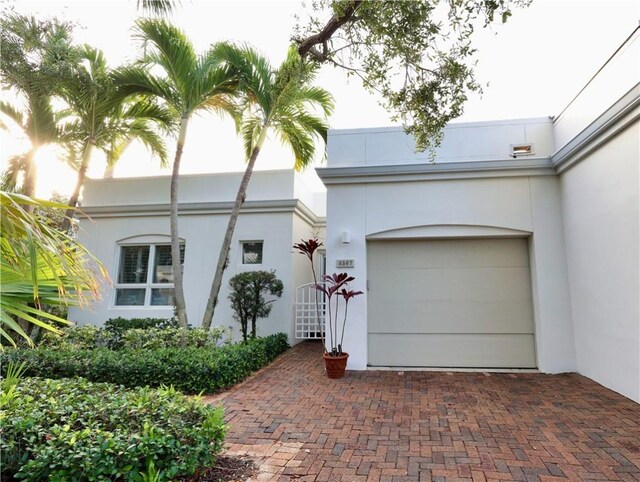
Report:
294,283,325,339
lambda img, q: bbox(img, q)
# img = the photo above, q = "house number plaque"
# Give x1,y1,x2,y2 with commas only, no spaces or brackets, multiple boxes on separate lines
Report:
336,259,355,269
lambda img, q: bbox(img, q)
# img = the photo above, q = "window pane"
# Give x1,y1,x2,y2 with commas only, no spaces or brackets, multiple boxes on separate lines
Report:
242,242,263,264
153,245,185,283
115,288,146,306
118,246,149,284
151,288,174,306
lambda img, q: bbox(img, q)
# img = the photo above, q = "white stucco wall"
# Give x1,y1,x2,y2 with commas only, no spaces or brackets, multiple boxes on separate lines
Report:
322,173,577,374
559,123,640,403
70,170,325,344
82,169,297,206
328,117,554,167
71,210,296,340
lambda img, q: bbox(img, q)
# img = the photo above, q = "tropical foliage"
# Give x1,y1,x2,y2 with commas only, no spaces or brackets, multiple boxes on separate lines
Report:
0,192,105,347
293,237,326,348
58,45,172,231
314,272,362,356
201,46,334,329
113,19,242,329
0,13,77,204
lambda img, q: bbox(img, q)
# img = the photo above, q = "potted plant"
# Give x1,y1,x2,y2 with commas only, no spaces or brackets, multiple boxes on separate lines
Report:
294,239,362,379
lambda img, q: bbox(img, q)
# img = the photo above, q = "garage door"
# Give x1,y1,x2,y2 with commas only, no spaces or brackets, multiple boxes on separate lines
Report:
367,238,536,368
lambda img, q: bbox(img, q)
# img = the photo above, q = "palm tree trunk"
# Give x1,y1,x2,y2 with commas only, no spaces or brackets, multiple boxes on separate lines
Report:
201,128,267,330
21,149,37,214
171,116,190,330
62,141,93,233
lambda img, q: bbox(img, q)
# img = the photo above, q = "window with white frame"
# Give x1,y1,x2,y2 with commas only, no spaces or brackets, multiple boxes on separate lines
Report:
115,244,185,306
241,241,263,265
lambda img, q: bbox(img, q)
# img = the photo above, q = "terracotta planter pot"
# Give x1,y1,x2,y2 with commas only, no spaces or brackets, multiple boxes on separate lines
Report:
323,352,349,379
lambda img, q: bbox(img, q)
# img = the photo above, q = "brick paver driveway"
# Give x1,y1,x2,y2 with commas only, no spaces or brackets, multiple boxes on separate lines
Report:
208,342,640,481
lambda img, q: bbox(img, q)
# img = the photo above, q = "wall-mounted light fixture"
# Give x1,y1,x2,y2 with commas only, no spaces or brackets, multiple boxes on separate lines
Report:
341,231,351,244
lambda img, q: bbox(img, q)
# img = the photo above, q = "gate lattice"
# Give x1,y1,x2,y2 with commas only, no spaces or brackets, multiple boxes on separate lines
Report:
294,283,325,339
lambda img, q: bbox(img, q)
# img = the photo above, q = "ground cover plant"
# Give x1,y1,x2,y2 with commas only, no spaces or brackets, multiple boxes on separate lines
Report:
1,376,226,481
1,332,289,394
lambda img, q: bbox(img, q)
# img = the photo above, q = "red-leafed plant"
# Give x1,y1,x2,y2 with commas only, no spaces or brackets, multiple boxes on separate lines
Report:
293,238,325,348
315,273,363,357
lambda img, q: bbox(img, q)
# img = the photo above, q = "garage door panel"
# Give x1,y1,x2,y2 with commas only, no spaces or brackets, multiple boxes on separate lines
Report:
368,267,532,302
368,333,537,368
367,238,536,368
368,300,534,333
368,238,529,269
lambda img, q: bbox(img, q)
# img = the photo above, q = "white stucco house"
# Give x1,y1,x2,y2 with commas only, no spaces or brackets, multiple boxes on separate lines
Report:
70,27,639,402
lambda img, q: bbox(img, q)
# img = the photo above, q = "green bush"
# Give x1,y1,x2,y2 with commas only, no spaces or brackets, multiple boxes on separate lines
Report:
39,325,110,350
104,317,179,349
1,377,225,481
2,333,290,394
121,327,229,350
228,270,283,341
39,324,229,351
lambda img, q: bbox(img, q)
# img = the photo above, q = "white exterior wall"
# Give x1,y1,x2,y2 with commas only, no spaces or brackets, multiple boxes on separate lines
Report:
82,169,297,206
70,170,324,343
559,123,640,403
323,174,576,373
71,211,296,340
328,117,554,167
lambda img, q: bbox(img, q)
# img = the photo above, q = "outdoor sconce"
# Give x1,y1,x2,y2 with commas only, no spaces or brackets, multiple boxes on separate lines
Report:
341,231,351,244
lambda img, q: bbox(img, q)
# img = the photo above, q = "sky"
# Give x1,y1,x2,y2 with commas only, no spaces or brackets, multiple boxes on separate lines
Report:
1,0,639,198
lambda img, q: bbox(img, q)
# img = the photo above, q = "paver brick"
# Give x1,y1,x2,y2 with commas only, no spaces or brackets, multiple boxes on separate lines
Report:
207,342,640,481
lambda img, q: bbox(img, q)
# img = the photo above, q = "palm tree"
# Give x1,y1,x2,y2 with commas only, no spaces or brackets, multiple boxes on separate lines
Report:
58,45,172,232
201,46,334,330
113,19,240,329
0,14,77,211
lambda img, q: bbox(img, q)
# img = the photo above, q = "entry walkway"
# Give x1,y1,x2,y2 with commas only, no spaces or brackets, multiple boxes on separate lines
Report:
208,342,640,481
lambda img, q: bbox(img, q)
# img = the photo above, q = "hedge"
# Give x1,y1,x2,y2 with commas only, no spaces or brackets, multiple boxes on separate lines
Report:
1,333,289,394
39,326,230,351
1,377,225,481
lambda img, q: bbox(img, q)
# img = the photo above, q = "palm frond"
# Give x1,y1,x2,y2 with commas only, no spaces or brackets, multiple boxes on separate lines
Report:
113,66,180,113
0,154,29,192
240,114,264,160
0,191,108,347
134,19,198,104
0,101,24,128
124,121,169,167
277,119,317,171
136,0,180,16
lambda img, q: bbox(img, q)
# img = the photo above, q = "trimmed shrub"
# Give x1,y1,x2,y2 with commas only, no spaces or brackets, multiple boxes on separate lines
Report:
121,327,229,350
39,325,230,351
1,377,225,481
228,270,283,341
104,317,179,349
1,333,290,394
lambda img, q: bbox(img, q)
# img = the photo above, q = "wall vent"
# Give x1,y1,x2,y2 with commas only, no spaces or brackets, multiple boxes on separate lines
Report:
510,143,534,158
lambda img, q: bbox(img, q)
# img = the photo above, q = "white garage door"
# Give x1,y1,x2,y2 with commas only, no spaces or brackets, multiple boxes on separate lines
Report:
367,238,536,368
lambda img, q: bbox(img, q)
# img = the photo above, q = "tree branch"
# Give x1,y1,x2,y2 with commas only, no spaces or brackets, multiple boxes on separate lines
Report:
297,1,363,60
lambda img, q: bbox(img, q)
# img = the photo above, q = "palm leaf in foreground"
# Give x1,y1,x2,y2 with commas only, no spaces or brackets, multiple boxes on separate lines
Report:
0,192,107,347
